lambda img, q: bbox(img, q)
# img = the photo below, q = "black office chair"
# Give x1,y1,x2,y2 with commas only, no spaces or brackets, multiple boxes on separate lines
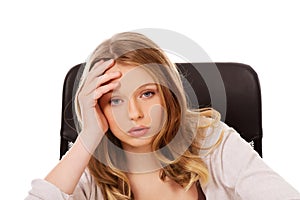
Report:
60,62,263,159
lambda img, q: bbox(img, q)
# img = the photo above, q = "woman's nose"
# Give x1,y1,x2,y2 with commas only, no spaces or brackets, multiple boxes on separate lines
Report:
128,99,144,120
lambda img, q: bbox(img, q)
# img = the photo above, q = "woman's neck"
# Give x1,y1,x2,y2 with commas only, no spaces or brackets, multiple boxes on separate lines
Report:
123,150,163,173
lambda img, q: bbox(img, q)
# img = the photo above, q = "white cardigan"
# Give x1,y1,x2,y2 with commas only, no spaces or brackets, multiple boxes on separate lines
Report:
25,121,300,200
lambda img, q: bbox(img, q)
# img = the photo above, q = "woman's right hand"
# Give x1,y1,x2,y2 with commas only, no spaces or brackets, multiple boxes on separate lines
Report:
77,59,121,154
43,59,121,195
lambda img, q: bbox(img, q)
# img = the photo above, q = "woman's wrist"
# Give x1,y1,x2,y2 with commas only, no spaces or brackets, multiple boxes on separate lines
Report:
78,129,103,155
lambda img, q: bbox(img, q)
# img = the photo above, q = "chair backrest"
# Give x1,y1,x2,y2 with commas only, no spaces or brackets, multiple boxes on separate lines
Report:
60,62,263,159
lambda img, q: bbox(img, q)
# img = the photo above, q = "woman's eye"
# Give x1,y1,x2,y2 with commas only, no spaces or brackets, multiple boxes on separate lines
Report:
110,98,123,106
141,91,155,98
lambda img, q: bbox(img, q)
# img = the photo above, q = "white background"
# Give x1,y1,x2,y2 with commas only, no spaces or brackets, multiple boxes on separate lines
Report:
0,1,299,199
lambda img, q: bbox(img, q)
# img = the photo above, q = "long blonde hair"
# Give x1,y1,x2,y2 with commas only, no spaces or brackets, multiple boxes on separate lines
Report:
74,32,223,199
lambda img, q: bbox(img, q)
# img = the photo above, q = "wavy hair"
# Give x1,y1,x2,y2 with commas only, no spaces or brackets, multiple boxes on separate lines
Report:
74,32,223,199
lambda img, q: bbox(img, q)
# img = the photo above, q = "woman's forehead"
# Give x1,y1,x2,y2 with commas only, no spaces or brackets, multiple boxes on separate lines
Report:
107,63,158,95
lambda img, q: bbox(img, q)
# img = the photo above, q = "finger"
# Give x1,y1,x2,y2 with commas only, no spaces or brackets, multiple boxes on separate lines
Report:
90,58,115,71
84,71,121,95
91,59,105,69
93,82,120,100
86,59,115,84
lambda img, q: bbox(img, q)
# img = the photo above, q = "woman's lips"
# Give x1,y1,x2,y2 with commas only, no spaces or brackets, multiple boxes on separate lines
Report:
128,126,150,137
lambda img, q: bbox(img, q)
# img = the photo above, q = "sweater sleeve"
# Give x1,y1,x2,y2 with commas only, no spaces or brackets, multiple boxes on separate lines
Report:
203,122,300,200
25,170,100,200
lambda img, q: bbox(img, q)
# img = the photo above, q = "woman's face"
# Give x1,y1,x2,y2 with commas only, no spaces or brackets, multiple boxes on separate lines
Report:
99,63,166,153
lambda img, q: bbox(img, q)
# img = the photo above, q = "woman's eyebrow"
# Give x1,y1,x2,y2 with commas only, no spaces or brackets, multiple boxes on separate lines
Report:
136,83,158,90
107,83,158,97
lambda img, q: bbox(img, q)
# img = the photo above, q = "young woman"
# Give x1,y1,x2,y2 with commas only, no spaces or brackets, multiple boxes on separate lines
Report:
26,32,300,200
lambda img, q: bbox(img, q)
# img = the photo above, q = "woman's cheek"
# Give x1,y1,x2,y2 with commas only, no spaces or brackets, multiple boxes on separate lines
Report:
144,104,167,138
110,104,133,133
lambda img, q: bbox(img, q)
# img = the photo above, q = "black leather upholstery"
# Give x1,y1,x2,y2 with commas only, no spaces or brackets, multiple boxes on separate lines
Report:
60,62,263,159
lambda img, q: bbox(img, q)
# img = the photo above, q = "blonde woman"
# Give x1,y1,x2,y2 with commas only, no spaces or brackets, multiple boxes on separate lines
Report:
26,32,300,199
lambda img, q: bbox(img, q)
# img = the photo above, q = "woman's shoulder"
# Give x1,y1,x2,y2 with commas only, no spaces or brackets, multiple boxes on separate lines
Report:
199,118,243,156
200,118,258,166
200,120,300,199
